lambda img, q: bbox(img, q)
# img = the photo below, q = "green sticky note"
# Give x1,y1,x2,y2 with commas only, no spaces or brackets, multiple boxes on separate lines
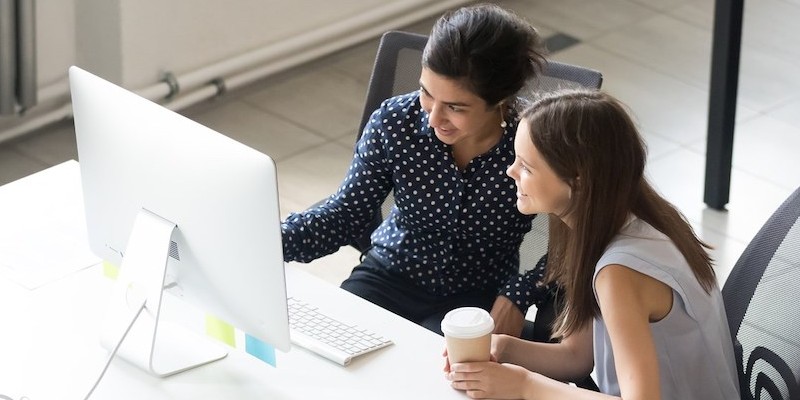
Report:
205,314,236,347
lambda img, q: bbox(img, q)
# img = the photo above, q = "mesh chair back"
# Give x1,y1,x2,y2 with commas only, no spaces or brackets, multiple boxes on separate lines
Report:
525,61,605,95
722,187,800,400
358,31,428,134
353,31,603,267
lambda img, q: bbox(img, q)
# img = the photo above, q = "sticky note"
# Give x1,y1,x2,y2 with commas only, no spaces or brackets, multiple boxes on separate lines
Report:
245,334,276,367
103,260,119,279
205,314,236,347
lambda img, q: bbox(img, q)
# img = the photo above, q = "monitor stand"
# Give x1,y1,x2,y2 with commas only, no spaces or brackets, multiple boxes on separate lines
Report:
99,208,227,377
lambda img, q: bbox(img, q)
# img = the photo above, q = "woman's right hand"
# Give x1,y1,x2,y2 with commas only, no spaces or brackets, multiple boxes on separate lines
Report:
444,339,502,374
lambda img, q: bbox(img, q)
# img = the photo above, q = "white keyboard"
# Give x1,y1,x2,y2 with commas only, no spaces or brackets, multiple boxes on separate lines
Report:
287,297,393,366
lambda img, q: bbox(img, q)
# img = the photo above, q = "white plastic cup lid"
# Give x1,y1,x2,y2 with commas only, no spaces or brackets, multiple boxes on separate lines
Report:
441,307,495,339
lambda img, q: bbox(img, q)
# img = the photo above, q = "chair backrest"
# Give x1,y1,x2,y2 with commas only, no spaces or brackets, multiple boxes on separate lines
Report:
352,30,603,270
358,31,429,135
722,187,800,400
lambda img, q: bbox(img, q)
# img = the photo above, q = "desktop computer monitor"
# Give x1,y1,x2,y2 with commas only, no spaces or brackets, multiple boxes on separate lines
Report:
69,66,290,377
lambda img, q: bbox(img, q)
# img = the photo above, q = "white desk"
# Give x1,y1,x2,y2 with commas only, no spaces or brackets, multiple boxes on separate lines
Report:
0,162,467,400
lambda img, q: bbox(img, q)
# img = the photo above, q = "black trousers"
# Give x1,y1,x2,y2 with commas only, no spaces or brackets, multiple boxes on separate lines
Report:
340,254,496,336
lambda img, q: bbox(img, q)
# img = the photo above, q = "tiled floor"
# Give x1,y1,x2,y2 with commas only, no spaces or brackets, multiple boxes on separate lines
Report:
1,0,798,289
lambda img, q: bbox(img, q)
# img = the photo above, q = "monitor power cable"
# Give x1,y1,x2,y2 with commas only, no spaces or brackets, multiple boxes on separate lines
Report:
82,299,146,400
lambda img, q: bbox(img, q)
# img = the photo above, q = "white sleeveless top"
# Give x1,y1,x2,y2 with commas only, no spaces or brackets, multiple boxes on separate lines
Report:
592,217,739,399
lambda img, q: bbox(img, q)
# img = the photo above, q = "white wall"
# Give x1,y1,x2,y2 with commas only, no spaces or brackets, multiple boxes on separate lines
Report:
113,0,407,88
1,0,470,139
77,0,420,88
37,0,77,88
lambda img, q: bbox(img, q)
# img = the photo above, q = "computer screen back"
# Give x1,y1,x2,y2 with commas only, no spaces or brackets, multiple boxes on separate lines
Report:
70,66,290,352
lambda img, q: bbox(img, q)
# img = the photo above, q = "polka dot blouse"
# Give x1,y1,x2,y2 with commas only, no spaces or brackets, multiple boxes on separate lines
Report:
282,92,551,312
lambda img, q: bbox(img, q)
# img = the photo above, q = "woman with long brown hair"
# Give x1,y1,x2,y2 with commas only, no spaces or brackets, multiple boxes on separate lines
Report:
446,89,739,399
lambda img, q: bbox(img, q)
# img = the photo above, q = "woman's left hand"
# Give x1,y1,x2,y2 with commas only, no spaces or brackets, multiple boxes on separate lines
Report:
490,296,525,337
447,361,535,399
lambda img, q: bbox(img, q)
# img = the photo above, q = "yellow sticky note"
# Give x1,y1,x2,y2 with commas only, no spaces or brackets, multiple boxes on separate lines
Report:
103,260,119,279
205,314,236,347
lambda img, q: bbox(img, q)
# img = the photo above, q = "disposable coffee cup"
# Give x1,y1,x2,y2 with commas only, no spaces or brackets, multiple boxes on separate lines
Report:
441,307,494,364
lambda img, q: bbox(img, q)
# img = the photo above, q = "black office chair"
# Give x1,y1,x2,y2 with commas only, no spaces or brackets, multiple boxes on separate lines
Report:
722,186,800,400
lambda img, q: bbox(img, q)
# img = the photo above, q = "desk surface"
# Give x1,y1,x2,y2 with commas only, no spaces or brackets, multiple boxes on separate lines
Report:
0,162,467,400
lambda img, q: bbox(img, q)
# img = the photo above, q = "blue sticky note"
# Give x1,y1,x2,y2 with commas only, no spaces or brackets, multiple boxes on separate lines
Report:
245,334,276,367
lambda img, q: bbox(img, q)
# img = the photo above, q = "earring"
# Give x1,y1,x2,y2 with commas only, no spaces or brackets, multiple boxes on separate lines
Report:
500,120,508,129
499,102,507,129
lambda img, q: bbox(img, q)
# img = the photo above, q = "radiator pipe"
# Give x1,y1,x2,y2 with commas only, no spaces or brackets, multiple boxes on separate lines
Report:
16,0,37,111
0,0,16,115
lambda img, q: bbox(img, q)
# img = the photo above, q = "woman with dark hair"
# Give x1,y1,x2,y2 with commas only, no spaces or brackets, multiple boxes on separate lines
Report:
446,89,739,399
281,4,549,336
